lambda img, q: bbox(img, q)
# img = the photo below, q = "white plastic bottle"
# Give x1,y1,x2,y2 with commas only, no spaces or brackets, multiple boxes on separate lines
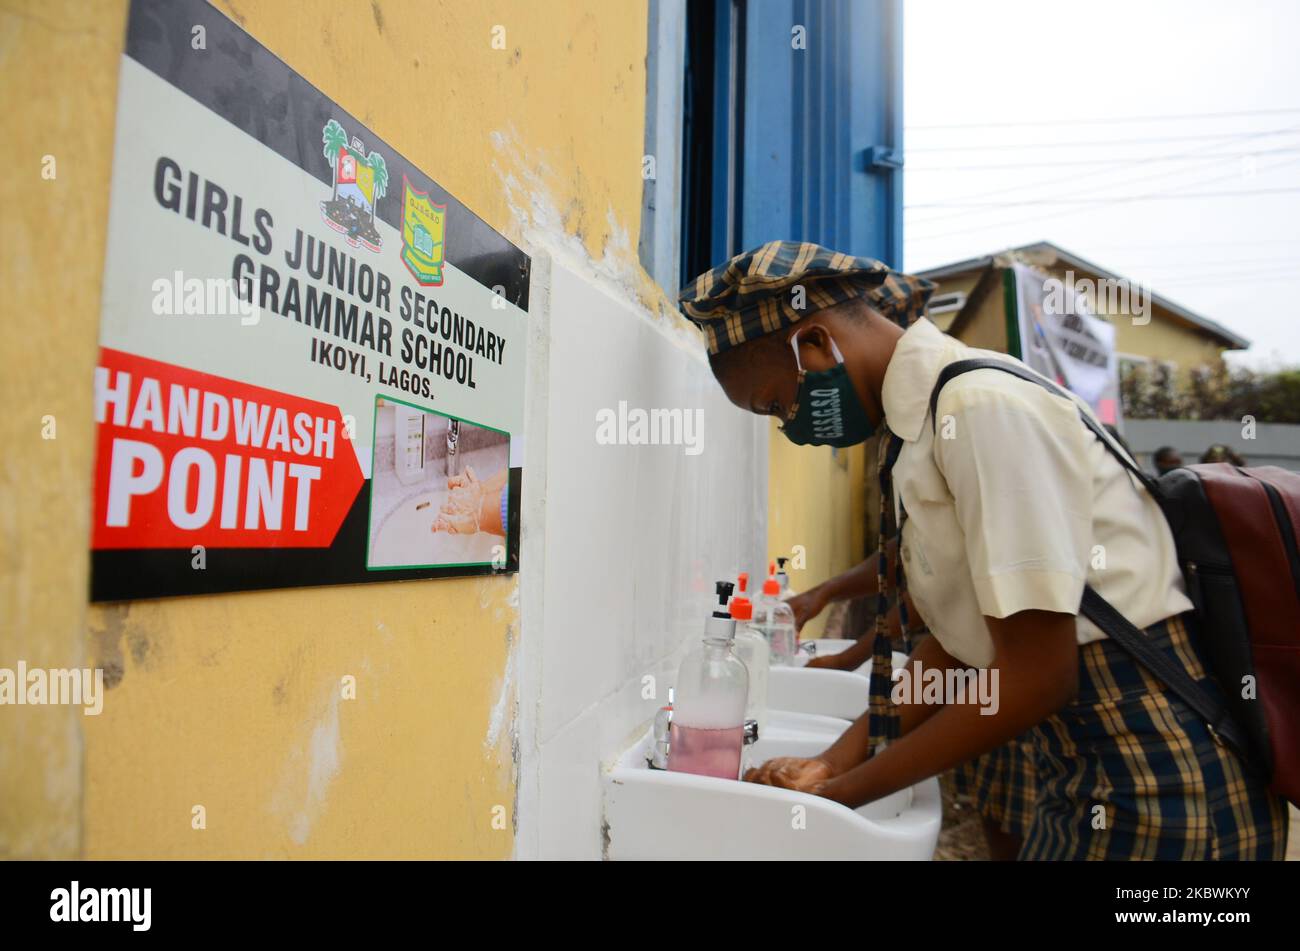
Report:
729,572,769,732
754,566,798,666
667,581,750,780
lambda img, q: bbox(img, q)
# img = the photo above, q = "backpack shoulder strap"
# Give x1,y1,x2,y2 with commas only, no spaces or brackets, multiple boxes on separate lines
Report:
928,358,1159,493
1080,588,1247,755
926,358,1249,760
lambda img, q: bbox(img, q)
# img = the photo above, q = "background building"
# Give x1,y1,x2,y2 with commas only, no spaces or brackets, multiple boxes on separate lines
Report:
914,242,1300,471
917,241,1250,379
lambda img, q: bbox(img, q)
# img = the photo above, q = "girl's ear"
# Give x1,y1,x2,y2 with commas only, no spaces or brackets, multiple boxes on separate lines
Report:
793,321,836,368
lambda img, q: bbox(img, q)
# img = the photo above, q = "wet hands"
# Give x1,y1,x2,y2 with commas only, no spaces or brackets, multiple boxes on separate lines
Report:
432,466,483,534
743,756,833,795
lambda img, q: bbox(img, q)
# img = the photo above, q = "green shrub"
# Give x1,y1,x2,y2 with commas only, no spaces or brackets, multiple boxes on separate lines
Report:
1120,362,1300,424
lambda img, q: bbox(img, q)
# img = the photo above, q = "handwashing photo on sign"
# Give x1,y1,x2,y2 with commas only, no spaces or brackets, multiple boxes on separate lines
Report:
366,397,509,570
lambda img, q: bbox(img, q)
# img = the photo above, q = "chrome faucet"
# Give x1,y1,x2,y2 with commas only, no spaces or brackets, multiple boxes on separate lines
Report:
446,419,460,478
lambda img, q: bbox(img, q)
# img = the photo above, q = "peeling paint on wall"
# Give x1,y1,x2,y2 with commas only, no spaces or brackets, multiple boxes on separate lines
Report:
272,687,343,847
488,125,704,360
485,629,517,758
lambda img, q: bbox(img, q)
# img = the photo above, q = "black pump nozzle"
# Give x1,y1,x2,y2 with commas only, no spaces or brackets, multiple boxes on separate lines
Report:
705,580,740,637
713,580,735,617
777,557,789,570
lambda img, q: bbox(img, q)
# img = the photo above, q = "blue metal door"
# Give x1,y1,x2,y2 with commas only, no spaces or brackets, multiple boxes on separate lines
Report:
682,0,904,279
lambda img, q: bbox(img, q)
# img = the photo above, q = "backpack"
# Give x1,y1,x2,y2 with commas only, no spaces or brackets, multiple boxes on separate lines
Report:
928,358,1300,806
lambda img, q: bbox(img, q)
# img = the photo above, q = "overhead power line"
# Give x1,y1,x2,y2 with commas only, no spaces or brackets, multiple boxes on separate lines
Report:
906,106,1300,131
906,128,1300,223
905,155,1300,239
906,186,1300,210
905,127,1300,153
907,146,1300,172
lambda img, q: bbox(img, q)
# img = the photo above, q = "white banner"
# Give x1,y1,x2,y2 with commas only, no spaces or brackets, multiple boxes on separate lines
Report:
1012,263,1122,426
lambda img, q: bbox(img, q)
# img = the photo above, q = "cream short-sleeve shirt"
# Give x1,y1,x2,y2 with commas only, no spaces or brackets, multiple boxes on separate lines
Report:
880,318,1192,669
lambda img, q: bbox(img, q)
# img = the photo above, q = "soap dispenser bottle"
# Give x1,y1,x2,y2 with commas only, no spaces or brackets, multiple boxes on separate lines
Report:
755,562,799,666
776,556,798,599
729,572,769,733
667,581,750,780
392,402,428,486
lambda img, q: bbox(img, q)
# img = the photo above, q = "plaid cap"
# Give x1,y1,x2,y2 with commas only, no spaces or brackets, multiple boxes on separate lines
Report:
678,241,936,355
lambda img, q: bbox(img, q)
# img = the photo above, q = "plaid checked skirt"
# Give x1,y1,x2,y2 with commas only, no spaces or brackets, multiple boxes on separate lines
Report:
952,738,1039,838
1019,614,1287,860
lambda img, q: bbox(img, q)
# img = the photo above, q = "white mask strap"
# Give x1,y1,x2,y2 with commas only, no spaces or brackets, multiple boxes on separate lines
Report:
789,328,845,371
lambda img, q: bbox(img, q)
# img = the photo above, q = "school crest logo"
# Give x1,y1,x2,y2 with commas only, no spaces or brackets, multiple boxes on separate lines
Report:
320,119,387,252
400,176,447,286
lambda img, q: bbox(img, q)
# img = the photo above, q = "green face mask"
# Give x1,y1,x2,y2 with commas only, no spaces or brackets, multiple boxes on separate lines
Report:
779,329,876,447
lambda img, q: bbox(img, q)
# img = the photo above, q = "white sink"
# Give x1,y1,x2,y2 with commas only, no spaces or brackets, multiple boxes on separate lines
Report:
764,708,851,738
796,643,909,679
603,727,941,860
767,666,873,721
805,637,856,656
742,709,851,776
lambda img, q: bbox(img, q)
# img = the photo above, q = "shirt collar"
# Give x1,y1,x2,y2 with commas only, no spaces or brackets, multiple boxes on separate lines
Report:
880,318,953,443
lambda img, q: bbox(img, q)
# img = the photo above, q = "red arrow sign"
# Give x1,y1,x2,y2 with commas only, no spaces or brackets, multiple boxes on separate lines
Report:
91,348,364,550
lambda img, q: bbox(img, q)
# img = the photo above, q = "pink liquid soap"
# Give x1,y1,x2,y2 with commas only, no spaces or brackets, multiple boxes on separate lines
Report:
666,723,744,779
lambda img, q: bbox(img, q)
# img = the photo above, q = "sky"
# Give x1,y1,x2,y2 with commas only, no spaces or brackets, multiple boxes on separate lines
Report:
903,0,1300,369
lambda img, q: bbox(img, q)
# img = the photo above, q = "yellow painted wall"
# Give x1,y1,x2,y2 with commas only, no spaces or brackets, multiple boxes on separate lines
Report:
1108,309,1225,373
1,0,649,859
766,422,868,637
951,271,1012,353
1037,262,1227,373
926,271,982,334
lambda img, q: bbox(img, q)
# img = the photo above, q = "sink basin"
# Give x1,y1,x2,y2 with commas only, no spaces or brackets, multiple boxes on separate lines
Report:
805,638,856,656
797,642,910,679
603,728,941,860
764,709,851,738
743,709,851,775
767,666,872,721
601,653,944,860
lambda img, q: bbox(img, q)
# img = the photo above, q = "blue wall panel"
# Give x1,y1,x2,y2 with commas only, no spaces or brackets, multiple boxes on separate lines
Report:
729,0,904,266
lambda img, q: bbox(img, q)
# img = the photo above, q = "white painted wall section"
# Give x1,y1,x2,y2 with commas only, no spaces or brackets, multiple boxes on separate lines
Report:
514,253,768,859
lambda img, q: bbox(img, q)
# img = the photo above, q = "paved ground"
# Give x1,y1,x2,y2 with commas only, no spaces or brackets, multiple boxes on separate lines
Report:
935,771,991,860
